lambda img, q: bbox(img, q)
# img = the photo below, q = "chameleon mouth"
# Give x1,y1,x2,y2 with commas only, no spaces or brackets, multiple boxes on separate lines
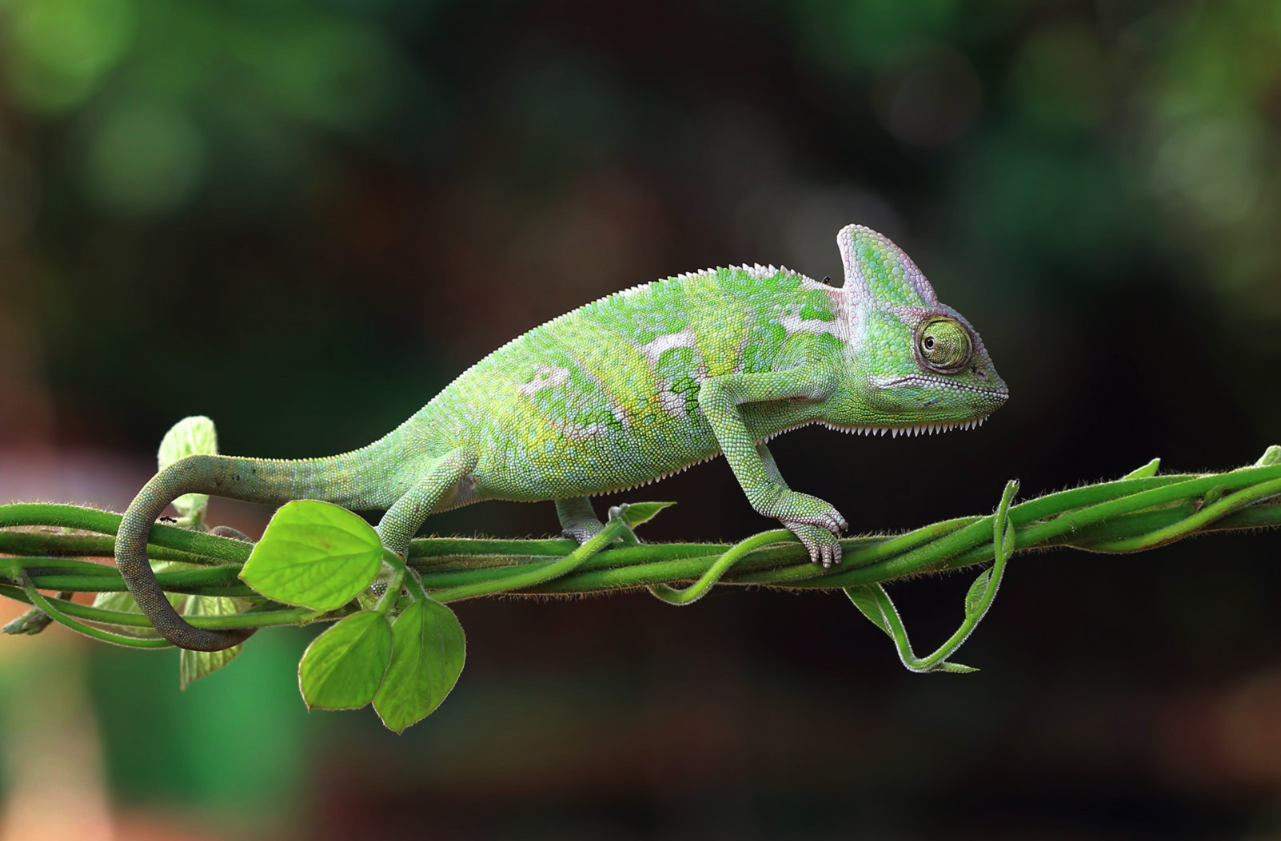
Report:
877,373,1010,401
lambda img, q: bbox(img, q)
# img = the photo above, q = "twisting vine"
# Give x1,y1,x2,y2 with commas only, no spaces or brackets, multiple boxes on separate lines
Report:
2,441,1279,731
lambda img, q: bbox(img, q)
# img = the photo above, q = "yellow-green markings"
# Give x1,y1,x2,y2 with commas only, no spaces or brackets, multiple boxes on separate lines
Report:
688,271,757,379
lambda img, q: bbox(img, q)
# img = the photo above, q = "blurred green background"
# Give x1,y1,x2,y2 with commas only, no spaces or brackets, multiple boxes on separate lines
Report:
3,0,1281,838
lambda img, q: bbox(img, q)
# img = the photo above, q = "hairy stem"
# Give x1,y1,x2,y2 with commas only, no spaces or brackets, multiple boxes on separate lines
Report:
1,460,1279,635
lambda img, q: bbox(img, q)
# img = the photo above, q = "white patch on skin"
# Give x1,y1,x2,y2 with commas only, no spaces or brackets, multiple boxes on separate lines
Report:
518,364,571,395
639,329,696,362
567,422,611,439
657,390,687,416
848,305,867,354
777,313,840,336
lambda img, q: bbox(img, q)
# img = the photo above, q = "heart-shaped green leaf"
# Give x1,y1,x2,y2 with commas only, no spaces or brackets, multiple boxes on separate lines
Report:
298,611,393,710
614,501,675,529
374,598,466,733
240,500,383,610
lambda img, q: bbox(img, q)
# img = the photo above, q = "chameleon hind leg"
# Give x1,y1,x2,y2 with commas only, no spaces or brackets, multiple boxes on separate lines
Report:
555,496,638,547
375,448,479,557
555,497,606,543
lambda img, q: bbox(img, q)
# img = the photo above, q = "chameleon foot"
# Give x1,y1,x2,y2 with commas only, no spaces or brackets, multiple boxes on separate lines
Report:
555,496,611,545
759,490,846,566
758,489,847,534
561,522,605,544
784,523,843,567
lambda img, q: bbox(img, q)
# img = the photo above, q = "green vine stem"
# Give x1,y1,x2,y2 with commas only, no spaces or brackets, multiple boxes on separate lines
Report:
2,452,1281,637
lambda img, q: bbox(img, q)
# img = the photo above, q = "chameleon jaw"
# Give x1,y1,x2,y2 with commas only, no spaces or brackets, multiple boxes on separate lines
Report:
756,415,991,446
820,418,989,438
872,373,1010,402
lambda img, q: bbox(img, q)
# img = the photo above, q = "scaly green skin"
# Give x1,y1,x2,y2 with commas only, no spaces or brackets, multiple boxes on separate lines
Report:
115,225,1009,650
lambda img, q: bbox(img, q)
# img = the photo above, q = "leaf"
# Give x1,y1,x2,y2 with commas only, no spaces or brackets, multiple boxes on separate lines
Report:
844,586,892,638
935,662,979,674
179,596,244,690
1122,458,1160,480
298,611,393,710
240,500,384,610
373,599,466,733
995,480,1018,563
964,569,993,619
1255,446,1281,468
613,502,675,529
157,416,219,523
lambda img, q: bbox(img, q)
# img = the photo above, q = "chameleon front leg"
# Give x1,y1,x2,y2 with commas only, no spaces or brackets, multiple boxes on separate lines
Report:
555,496,606,543
698,370,847,567
757,441,843,567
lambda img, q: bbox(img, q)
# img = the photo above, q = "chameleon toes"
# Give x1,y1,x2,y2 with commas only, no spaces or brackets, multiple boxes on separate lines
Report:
786,523,842,567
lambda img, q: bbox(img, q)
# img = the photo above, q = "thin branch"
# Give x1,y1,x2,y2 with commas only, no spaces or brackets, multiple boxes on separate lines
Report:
1,458,1279,635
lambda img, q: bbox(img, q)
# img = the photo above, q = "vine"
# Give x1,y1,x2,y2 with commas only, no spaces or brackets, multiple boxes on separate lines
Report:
2,428,1279,731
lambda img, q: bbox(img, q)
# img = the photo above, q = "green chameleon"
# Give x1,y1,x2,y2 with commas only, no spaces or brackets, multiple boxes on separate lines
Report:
115,224,1008,651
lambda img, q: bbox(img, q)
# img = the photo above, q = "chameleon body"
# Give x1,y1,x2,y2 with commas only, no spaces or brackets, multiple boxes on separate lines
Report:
115,225,1008,651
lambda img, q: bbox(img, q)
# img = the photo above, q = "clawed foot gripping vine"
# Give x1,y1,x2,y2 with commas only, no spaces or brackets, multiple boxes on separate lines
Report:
3,444,1280,731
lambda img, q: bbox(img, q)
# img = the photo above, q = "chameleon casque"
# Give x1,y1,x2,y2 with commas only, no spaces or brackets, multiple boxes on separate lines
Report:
115,224,1009,651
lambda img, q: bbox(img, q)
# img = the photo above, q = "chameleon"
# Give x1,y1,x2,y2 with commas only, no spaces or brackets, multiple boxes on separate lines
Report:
114,224,1008,651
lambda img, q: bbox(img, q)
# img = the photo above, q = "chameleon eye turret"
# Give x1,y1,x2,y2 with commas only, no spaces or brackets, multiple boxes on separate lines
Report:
918,317,972,373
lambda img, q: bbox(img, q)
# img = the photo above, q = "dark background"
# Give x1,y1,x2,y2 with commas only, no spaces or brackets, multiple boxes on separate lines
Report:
2,0,1281,838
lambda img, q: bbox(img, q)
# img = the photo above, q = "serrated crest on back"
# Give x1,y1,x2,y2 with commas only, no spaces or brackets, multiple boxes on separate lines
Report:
838,224,938,309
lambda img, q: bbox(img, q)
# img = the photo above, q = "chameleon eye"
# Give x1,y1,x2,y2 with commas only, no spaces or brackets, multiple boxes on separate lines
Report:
918,317,972,372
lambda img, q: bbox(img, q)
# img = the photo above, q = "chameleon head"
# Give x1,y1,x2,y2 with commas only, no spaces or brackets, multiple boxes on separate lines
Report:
828,224,1009,435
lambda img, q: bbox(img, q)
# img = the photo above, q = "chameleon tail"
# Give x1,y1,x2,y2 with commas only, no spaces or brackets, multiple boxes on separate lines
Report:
115,449,399,651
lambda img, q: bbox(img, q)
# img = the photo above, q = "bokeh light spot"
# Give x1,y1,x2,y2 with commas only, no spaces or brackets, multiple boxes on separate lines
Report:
795,0,960,75
82,102,206,218
5,0,136,112
872,44,981,148
1152,117,1260,224
1010,23,1111,129
264,22,399,129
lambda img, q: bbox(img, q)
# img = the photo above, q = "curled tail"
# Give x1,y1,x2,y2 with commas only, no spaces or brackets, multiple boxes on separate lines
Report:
115,448,401,651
